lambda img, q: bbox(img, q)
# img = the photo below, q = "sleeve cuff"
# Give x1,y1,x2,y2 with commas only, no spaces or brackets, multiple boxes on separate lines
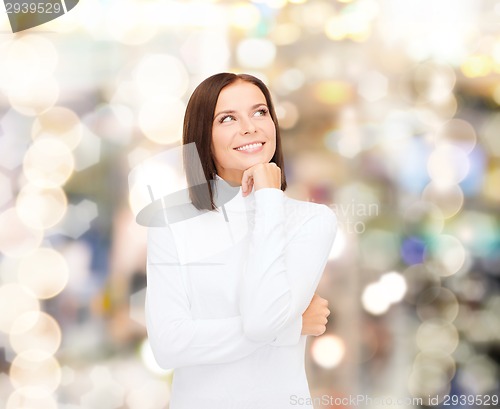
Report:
254,188,284,206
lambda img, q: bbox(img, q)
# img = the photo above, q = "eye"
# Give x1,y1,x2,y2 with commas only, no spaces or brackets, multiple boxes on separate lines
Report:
254,108,268,117
219,115,236,123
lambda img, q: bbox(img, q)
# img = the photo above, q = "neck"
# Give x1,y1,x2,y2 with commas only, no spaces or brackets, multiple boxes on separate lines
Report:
216,170,243,187
217,174,243,187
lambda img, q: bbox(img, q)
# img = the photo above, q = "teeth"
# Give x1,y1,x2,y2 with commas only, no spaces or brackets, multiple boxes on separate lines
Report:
236,142,263,151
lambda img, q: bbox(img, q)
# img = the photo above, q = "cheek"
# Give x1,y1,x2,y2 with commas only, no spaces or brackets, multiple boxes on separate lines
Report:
266,119,276,137
267,123,277,145
211,131,232,164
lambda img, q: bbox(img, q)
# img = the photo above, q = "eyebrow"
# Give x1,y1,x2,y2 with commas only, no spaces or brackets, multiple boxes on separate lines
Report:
213,103,268,120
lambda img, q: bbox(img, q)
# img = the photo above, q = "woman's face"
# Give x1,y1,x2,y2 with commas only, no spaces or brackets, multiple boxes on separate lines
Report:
211,80,276,185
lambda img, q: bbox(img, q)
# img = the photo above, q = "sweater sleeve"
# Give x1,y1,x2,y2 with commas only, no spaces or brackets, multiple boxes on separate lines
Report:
146,225,267,369
239,188,337,345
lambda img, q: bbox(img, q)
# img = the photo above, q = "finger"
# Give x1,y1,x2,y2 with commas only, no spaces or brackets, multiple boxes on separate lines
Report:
241,170,252,195
243,176,254,197
247,179,254,196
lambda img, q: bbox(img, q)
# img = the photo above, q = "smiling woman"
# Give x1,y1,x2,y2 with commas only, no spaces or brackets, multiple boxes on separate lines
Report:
145,73,338,409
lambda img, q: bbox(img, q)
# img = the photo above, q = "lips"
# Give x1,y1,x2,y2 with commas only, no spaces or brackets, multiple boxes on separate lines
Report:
233,141,265,151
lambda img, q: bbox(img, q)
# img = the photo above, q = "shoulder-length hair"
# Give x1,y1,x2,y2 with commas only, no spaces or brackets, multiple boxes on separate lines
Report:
182,72,287,211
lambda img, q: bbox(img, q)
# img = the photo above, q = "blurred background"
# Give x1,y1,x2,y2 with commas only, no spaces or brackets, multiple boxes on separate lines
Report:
0,0,499,408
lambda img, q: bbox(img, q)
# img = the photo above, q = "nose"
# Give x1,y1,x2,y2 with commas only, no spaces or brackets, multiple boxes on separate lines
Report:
239,117,256,135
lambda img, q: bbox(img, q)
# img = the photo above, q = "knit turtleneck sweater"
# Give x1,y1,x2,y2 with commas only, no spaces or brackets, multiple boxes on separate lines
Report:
146,174,337,409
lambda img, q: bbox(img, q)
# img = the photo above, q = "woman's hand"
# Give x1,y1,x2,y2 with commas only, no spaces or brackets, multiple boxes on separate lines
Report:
301,293,330,336
241,163,281,197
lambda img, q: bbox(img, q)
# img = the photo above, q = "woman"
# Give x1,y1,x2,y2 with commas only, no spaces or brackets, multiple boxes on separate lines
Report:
146,73,337,408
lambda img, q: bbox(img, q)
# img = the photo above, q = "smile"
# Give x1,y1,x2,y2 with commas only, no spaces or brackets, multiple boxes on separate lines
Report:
234,142,265,152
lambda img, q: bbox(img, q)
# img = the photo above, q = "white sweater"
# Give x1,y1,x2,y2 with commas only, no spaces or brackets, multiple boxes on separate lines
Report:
145,175,337,409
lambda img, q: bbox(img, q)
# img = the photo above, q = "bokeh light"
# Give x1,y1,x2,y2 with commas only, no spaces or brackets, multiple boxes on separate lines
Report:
412,62,456,104
106,0,157,45
137,97,185,145
433,118,476,153
269,23,301,45
379,272,407,303
18,248,69,299
10,350,61,392
274,68,305,94
461,54,493,78
314,81,353,106
403,264,441,305
416,287,459,323
416,319,459,354
32,106,83,150
415,95,458,127
7,386,58,409
128,147,189,220
126,379,171,409
10,312,62,355
0,283,40,334
0,208,43,258
311,335,345,369
134,54,189,101
8,77,60,117
22,138,75,188
237,38,276,69
362,282,390,315
427,144,470,188
16,185,68,230
229,2,261,30
0,39,39,92
424,234,468,277
275,101,299,129
357,71,388,102
414,350,456,382
421,182,464,219
0,35,57,94
80,366,126,408
447,211,499,258
361,272,406,315
408,359,451,402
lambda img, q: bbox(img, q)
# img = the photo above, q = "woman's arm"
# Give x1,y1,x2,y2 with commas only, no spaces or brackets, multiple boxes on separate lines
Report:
146,225,268,369
239,187,337,346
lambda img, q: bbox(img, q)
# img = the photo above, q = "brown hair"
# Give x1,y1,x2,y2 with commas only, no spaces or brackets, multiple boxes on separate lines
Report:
182,73,287,211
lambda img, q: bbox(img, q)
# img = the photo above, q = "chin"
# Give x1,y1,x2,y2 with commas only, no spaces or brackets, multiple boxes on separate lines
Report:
241,156,272,168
